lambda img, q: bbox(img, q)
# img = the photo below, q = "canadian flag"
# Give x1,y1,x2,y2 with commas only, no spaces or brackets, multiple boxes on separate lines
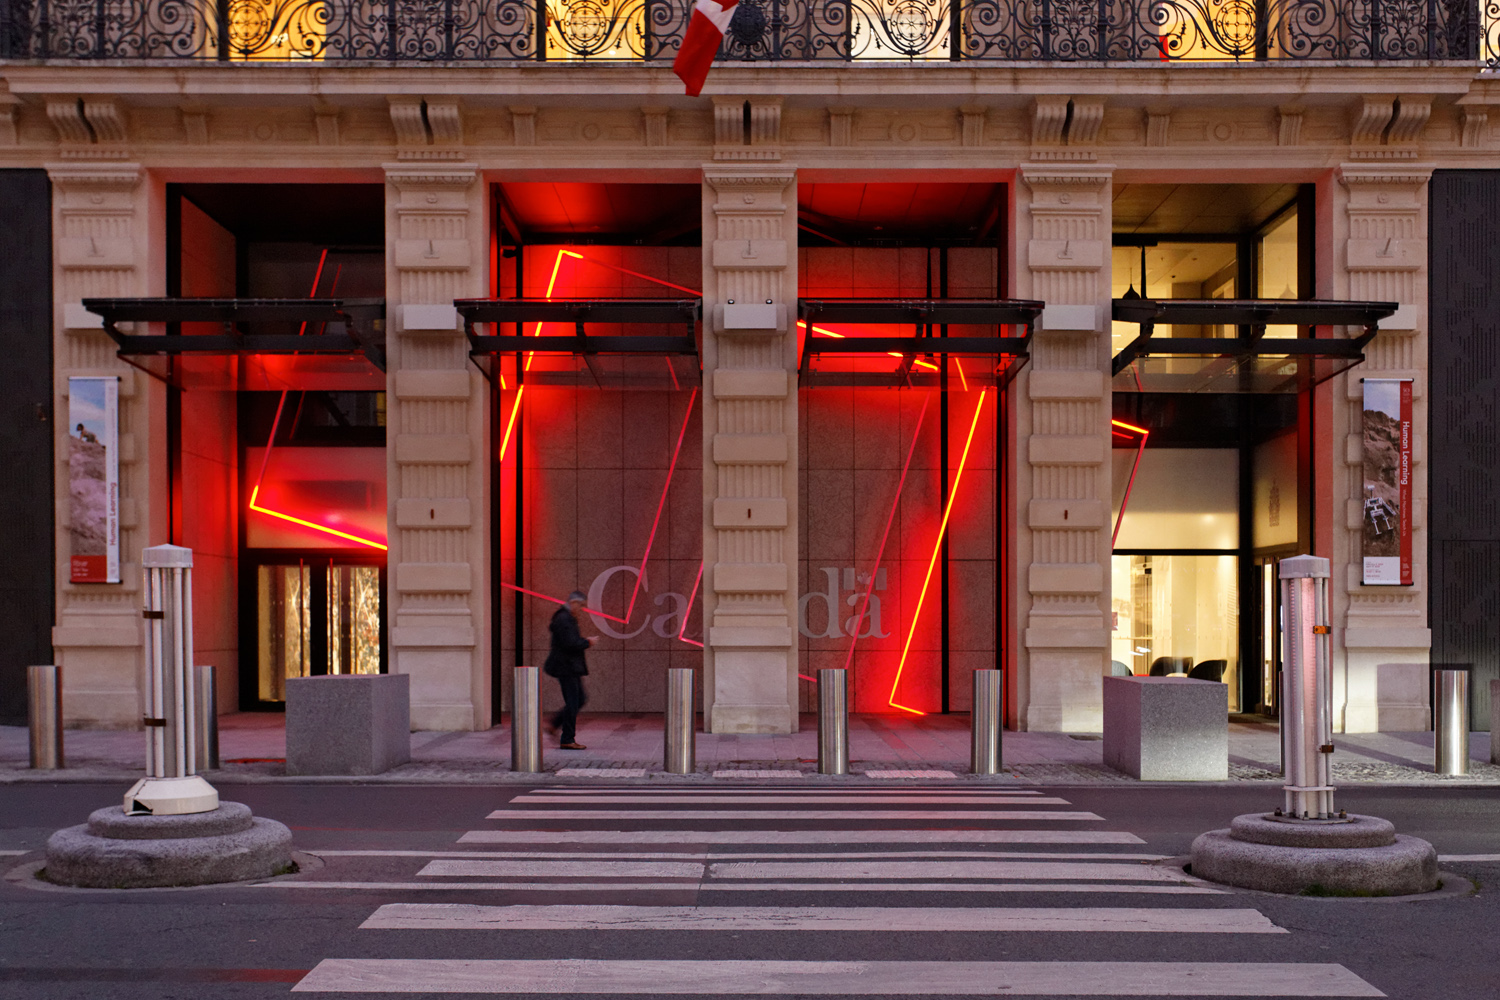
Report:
673,0,738,97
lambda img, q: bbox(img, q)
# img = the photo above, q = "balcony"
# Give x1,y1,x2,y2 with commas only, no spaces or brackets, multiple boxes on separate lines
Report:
0,0,1487,65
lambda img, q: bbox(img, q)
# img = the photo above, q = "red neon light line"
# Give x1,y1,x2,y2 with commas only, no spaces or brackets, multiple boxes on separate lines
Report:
247,251,389,552
843,392,931,673
624,389,698,622
890,387,988,716
676,561,705,647
499,581,631,624
499,249,708,636
1110,419,1150,548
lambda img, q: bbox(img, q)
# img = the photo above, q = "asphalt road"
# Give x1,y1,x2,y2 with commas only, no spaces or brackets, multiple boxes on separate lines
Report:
0,782,1495,999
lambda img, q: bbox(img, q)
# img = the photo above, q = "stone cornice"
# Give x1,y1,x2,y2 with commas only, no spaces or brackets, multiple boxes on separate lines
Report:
383,162,478,186
1020,164,1113,189
0,63,1483,104
44,160,142,186
705,166,795,191
1336,162,1436,188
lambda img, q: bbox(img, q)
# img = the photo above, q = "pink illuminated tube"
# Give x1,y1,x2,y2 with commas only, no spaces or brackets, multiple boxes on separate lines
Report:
889,387,989,716
1110,419,1150,548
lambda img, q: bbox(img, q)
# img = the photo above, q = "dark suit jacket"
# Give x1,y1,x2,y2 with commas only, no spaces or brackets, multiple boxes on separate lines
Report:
544,605,590,678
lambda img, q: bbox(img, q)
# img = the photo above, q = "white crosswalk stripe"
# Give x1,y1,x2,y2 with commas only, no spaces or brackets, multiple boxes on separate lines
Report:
483,808,1104,820
293,959,1384,996
360,902,1285,933
285,783,1388,997
456,829,1143,844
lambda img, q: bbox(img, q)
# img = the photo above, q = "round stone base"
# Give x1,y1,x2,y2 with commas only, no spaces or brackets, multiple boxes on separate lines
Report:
43,803,293,889
1191,813,1438,896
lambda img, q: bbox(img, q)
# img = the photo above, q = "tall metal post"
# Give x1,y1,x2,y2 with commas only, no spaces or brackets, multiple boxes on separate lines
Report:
127,544,218,815
817,668,848,775
27,665,63,769
1279,555,1334,820
1433,667,1470,776
195,664,220,771
664,668,695,774
971,669,1002,775
511,666,544,773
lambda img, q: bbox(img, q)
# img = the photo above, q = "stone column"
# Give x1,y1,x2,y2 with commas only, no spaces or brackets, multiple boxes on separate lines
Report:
1012,165,1114,732
48,160,158,728
701,166,799,734
1330,164,1433,732
384,162,491,731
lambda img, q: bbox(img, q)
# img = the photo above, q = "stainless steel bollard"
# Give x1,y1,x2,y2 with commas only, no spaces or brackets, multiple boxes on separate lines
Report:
27,665,63,770
664,668,695,774
971,669,1002,775
1278,555,1335,820
194,665,219,771
1434,667,1470,776
817,668,848,775
511,666,544,773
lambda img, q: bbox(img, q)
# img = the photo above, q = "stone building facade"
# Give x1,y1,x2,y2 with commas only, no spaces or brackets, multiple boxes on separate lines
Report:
1,5,1497,735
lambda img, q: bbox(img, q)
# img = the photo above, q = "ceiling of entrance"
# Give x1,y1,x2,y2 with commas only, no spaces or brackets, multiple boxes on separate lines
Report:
798,183,1004,243
1113,184,1301,235
496,183,701,242
178,184,385,245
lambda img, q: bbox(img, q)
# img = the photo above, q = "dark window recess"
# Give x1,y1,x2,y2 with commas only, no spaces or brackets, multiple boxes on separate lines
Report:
0,171,54,725
1430,170,1500,730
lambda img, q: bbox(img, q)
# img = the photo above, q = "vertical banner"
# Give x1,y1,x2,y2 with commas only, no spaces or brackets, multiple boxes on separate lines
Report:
1361,378,1413,586
68,376,120,584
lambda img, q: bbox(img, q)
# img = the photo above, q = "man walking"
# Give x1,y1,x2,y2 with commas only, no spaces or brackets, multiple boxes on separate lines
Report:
544,591,598,750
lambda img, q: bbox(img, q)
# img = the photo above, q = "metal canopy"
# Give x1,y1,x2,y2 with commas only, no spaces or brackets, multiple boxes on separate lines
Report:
83,297,387,390
1110,298,1398,394
801,298,1044,327
797,298,1041,389
457,298,701,391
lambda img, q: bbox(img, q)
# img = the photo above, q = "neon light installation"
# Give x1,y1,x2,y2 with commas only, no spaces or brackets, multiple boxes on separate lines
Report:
889,387,989,715
248,249,388,552
1111,418,1150,547
497,248,706,642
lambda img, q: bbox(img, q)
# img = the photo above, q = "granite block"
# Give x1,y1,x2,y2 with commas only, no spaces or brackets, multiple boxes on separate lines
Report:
1103,676,1228,781
286,674,411,776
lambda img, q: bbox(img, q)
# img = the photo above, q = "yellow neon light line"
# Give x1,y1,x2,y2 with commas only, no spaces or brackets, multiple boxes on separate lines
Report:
889,387,988,715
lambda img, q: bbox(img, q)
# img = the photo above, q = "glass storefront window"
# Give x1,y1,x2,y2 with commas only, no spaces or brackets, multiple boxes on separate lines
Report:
1111,554,1239,711
1112,448,1238,550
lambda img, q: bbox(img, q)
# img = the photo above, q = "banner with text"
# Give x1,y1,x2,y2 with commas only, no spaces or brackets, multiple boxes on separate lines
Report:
68,376,120,584
1361,377,1412,586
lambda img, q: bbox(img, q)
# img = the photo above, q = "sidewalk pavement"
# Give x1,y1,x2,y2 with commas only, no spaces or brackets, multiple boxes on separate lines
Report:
2,712,1496,785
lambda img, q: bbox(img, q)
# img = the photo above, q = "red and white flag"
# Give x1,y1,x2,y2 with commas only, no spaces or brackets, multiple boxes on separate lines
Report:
673,0,738,97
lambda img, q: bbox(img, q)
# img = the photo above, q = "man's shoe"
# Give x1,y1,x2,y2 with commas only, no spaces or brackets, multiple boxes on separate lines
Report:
560,742,587,750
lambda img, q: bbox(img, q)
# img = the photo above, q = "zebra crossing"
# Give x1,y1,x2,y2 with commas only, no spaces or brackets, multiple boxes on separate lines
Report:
284,784,1387,997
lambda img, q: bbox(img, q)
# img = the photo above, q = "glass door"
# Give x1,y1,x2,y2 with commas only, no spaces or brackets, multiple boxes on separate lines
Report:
253,556,386,703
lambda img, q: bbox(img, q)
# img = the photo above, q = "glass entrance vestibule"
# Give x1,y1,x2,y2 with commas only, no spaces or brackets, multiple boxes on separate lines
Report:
1108,183,1394,718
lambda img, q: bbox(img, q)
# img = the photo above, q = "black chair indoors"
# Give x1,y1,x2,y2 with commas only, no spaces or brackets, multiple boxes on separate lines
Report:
1189,659,1228,682
1148,657,1173,677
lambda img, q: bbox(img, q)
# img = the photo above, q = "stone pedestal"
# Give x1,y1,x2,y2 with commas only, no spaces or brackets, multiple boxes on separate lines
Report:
1191,812,1438,896
286,673,411,776
1102,676,1228,781
44,802,293,888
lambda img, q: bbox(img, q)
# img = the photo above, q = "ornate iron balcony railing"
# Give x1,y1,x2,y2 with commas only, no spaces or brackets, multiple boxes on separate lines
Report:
0,0,1487,65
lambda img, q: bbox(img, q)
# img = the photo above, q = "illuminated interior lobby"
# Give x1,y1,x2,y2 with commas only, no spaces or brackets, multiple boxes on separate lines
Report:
2,6,1499,738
